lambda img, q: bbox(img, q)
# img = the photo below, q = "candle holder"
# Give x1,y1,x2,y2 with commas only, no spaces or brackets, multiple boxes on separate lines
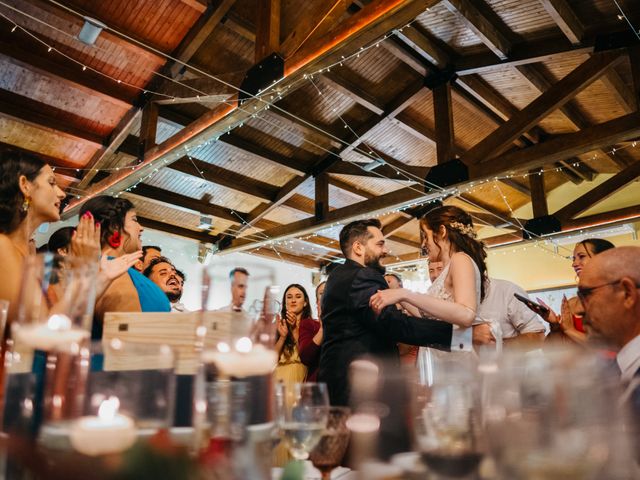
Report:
2,254,97,440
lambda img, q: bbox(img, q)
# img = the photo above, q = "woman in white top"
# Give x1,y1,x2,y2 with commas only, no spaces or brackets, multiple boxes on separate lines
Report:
370,205,488,352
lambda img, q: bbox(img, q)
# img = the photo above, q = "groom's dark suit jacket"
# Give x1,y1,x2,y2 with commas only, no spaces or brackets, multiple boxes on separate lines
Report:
318,259,452,406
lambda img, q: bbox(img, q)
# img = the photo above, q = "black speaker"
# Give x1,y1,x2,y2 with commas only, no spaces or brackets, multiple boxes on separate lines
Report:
522,215,562,239
238,53,284,103
424,159,469,193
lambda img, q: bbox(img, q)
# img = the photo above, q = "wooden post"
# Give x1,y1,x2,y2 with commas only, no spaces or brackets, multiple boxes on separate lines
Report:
433,82,454,165
315,173,329,220
529,168,548,217
255,0,281,62
139,102,159,155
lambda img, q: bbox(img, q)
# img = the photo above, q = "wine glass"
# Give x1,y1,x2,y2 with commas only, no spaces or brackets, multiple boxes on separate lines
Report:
413,360,484,479
275,382,329,461
309,406,351,480
482,346,630,479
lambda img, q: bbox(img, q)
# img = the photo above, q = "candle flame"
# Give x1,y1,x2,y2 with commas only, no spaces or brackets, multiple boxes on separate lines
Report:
98,396,120,421
47,314,72,331
235,336,252,353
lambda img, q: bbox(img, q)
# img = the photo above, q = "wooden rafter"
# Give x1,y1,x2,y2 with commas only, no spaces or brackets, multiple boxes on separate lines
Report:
218,79,426,240
529,169,548,218
461,51,624,165
219,187,422,254
441,0,515,59
515,62,629,171
255,0,281,62
382,215,414,236
0,89,103,146
554,161,640,221
433,81,454,165
280,1,347,59
321,71,384,115
315,173,329,220
471,112,640,178
169,0,237,78
394,24,452,67
539,0,584,45
0,39,135,107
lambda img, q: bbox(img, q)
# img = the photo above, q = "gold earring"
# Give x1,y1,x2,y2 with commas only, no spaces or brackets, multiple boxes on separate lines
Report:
21,197,31,212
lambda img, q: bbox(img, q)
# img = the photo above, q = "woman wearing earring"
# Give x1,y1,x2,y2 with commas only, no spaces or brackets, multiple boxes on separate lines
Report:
80,195,170,339
370,205,488,355
0,151,137,323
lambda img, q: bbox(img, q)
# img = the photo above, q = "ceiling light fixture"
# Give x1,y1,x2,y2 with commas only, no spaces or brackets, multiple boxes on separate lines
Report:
77,17,106,46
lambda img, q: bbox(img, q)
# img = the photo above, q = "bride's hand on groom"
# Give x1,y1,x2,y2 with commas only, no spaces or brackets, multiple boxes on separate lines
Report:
370,289,403,314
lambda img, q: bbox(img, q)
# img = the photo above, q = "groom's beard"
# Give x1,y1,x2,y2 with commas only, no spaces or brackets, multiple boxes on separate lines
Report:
364,251,386,275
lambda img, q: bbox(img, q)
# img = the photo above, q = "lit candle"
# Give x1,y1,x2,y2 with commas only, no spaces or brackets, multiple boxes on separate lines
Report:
70,396,136,456
201,340,277,378
13,314,88,352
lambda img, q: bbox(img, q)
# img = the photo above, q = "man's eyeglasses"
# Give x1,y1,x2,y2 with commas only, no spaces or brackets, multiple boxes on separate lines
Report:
577,279,640,304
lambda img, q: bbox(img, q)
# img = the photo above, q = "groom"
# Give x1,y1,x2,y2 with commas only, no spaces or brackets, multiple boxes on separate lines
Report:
318,219,453,406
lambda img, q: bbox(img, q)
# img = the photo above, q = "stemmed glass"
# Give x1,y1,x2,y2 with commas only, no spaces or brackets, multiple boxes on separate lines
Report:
413,360,484,479
275,382,329,461
482,347,630,479
309,406,351,480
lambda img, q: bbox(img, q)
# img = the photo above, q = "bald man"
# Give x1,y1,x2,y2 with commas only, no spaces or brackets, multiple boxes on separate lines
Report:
580,247,640,379
580,246,640,457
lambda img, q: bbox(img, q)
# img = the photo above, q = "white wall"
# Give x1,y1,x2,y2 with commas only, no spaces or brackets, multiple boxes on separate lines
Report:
35,222,319,315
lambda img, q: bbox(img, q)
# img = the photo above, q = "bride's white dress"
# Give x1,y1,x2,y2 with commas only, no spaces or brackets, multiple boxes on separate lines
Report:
417,253,480,384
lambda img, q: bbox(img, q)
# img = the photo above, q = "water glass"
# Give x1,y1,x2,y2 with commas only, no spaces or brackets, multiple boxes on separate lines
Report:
275,382,329,460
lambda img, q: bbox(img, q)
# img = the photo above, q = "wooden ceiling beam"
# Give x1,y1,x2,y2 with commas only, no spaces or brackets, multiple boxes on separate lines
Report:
280,1,347,59
554,161,640,221
382,215,415,236
225,79,426,238
169,0,238,78
600,68,637,114
539,0,584,45
387,235,420,249
179,0,208,13
515,62,627,172
630,46,640,111
454,34,594,76
249,246,321,269
0,89,103,146
461,51,624,165
219,186,422,253
219,134,307,175
433,81,454,165
441,0,514,59
31,0,166,60
138,216,217,243
315,173,329,220
76,108,143,189
394,24,452,67
499,178,531,197
0,38,135,107
326,177,374,199
529,168,548,218
255,0,281,62
471,112,640,178
169,157,279,202
321,71,384,115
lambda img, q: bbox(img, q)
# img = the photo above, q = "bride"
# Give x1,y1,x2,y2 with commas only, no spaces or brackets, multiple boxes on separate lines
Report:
370,205,488,354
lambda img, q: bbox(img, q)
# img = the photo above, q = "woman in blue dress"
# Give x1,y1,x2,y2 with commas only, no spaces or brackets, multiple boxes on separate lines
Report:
80,195,170,339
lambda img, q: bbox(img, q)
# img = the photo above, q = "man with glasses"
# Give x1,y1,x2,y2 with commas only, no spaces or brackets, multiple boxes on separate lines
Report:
579,246,640,457
579,247,640,368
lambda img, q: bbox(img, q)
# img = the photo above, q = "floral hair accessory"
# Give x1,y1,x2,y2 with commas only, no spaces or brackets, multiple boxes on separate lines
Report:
448,221,476,239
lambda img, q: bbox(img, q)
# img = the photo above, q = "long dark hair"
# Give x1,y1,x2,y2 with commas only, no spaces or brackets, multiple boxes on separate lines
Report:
0,150,47,234
421,205,488,301
279,284,312,358
578,238,614,257
79,196,134,249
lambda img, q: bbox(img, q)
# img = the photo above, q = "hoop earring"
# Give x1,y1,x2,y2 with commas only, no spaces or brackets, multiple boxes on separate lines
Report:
21,197,31,212
108,231,122,248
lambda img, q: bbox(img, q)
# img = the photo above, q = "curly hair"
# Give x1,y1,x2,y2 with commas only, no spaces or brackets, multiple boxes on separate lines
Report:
420,205,489,301
79,196,135,249
279,284,312,359
0,150,46,234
